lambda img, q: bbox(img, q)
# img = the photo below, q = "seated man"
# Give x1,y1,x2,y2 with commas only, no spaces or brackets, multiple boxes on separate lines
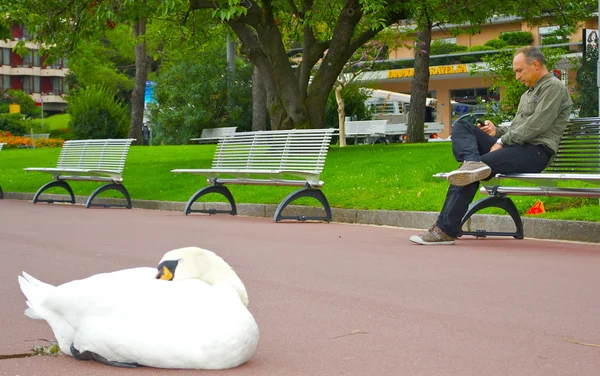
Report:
410,46,573,245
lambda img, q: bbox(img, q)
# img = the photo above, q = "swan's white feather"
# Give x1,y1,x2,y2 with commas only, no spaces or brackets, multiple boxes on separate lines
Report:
18,249,259,369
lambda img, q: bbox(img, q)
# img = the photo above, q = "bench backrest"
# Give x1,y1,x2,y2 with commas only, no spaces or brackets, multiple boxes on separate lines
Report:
545,117,600,174
200,127,237,139
212,129,334,174
56,139,135,172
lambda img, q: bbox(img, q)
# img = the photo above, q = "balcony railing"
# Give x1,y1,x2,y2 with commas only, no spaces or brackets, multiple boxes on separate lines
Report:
367,42,582,72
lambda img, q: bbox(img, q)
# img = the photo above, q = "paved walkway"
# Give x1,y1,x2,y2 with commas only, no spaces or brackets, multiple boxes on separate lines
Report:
1,199,599,376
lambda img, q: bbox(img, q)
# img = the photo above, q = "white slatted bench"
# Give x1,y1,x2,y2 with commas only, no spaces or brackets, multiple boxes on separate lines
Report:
435,117,600,239
0,143,4,199
190,127,237,144
24,139,136,208
172,129,335,222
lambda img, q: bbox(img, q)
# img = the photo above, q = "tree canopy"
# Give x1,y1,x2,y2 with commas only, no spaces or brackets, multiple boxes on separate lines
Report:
5,0,599,135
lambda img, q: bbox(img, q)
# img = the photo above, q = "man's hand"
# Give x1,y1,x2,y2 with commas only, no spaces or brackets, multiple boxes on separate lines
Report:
478,120,497,137
490,143,503,152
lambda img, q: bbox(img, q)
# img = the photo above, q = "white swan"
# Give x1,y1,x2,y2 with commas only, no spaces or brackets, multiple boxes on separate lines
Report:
18,247,259,369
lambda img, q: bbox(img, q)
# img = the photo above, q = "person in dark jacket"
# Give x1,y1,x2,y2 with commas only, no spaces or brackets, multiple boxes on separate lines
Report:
410,46,573,245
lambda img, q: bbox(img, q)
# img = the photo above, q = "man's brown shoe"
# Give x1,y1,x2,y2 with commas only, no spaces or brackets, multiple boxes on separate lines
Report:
446,161,491,186
409,225,456,245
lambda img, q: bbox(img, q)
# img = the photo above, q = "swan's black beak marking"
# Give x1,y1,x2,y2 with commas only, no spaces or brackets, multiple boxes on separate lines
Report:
155,260,179,281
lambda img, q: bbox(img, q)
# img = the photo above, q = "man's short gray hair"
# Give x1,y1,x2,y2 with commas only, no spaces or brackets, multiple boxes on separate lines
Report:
515,46,547,66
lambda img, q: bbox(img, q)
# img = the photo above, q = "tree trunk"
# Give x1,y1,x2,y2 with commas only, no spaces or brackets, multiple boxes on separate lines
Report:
335,84,347,147
190,1,406,131
129,19,150,145
252,66,267,131
407,24,432,143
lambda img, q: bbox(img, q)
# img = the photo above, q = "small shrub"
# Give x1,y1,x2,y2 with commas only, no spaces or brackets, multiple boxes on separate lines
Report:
460,45,495,64
49,127,74,140
483,38,508,50
6,89,43,118
0,113,27,135
499,31,534,46
67,85,129,140
430,40,468,56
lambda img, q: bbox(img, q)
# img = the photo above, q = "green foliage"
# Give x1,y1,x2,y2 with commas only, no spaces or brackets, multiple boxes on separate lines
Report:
0,113,27,135
471,47,567,120
459,45,495,64
326,85,374,127
49,128,74,140
499,31,534,46
67,85,129,139
6,90,42,118
149,47,252,145
66,27,135,106
430,40,468,55
483,38,508,50
573,46,598,117
429,40,468,65
540,27,574,46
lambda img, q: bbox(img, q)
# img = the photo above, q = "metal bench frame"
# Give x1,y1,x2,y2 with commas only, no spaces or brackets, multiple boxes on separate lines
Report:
173,129,335,222
24,139,136,208
190,127,237,144
438,117,600,239
0,143,4,199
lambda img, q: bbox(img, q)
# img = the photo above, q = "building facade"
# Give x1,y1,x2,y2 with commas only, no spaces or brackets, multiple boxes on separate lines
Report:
0,24,68,113
359,16,599,138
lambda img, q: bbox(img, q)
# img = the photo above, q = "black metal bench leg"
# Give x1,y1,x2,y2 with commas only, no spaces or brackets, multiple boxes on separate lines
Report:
0,185,3,199
184,185,237,216
273,188,332,223
459,195,524,239
86,183,133,209
32,180,76,204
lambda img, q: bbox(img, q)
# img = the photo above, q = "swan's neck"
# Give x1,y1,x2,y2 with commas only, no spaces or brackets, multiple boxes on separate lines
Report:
200,270,249,307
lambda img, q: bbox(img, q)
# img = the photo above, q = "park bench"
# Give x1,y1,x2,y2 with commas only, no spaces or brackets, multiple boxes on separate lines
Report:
435,117,600,239
172,128,335,222
191,127,237,144
0,143,4,199
343,120,388,145
24,139,136,208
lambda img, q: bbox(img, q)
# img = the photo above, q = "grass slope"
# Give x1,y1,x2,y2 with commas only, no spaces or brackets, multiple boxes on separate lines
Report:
31,114,70,131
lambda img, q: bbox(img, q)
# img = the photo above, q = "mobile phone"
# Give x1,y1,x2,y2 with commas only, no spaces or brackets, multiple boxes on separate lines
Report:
475,119,485,127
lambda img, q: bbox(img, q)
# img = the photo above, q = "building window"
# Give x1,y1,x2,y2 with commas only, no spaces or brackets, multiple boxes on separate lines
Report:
22,50,33,67
52,77,64,95
2,48,9,66
34,76,40,93
539,26,569,45
22,26,32,41
33,50,40,67
23,76,33,94
437,37,457,45
0,75,8,89
49,57,65,69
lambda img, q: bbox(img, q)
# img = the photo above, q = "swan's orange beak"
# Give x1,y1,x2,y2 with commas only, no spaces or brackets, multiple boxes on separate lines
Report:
155,265,173,281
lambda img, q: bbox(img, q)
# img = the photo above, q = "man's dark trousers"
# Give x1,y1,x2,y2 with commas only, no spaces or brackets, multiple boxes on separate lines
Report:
436,119,553,237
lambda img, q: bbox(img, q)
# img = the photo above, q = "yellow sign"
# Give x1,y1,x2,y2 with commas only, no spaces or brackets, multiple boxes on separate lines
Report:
9,104,21,114
387,64,468,79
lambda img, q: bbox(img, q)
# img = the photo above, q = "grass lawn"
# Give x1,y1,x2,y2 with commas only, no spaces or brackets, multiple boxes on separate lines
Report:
31,114,70,131
1,142,599,222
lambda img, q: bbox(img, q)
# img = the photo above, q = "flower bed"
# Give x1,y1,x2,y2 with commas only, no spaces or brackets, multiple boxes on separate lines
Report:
0,131,64,148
